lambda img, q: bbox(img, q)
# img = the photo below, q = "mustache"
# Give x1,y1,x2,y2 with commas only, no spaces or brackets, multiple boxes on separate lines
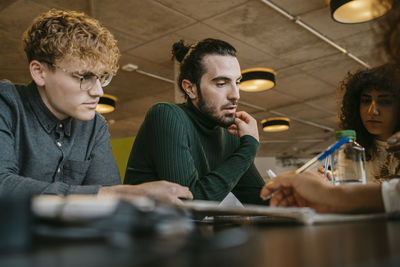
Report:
220,101,238,109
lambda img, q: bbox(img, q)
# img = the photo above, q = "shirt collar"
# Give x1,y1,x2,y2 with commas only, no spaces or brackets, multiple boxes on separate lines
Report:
28,81,72,137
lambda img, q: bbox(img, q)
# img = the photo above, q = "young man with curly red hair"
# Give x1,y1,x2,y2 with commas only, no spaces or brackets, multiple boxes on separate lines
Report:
0,9,192,204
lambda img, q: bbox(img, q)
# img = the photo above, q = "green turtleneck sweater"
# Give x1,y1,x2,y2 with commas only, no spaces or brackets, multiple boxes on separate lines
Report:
124,102,266,205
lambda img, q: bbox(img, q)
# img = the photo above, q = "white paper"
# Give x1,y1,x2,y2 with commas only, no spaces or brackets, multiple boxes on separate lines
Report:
218,192,244,208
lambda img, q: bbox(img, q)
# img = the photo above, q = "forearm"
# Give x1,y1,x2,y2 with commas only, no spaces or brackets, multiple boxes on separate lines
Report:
330,183,384,213
181,135,260,201
0,174,101,197
231,163,265,204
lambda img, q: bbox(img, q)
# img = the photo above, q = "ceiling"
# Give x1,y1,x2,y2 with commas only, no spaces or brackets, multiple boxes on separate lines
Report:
0,0,388,158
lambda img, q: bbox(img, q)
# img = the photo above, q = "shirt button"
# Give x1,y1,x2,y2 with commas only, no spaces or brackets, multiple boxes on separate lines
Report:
57,168,61,173
56,141,62,147
59,124,63,128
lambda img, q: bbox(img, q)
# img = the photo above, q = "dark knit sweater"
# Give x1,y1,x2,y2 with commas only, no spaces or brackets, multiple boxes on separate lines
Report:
124,101,266,204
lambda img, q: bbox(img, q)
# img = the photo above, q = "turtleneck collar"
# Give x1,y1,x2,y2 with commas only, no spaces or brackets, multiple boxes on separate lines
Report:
181,100,220,130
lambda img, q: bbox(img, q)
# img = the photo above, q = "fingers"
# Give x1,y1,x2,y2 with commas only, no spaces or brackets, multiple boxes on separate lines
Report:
227,124,239,136
269,189,296,207
260,180,281,199
260,171,296,198
98,183,194,206
263,188,303,207
228,124,238,130
387,132,400,152
173,185,193,200
316,167,333,180
168,196,184,205
233,111,259,141
326,170,333,181
235,111,252,123
235,111,257,127
233,117,246,130
269,191,284,206
157,181,193,203
260,183,274,199
260,171,302,207
388,132,400,144
165,187,193,205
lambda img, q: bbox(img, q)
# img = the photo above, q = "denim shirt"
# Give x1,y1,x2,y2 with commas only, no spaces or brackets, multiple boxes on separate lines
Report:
0,81,120,197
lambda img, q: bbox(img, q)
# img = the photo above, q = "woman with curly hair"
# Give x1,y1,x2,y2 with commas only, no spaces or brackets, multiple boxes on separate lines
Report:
260,1,400,214
339,63,400,182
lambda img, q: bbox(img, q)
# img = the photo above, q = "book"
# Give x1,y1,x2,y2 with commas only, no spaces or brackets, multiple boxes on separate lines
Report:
181,199,387,225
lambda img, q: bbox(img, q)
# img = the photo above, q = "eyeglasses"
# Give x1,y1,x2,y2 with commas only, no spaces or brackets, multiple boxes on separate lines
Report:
42,61,113,91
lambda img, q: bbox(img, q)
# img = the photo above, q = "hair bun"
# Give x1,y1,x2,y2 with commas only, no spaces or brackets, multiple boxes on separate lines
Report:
172,40,190,63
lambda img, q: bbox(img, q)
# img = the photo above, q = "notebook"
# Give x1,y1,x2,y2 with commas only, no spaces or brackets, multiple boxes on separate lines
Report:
181,194,387,225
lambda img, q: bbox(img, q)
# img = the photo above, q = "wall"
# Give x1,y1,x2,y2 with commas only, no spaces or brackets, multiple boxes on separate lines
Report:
110,137,135,182
254,156,313,182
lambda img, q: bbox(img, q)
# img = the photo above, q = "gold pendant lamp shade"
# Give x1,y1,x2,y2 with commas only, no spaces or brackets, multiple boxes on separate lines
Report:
330,0,393,23
261,117,290,132
239,68,276,92
96,94,117,114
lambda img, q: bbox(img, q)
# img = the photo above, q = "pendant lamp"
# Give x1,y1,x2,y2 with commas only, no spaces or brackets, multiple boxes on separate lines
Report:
330,0,392,23
239,68,276,92
261,117,290,132
96,94,117,114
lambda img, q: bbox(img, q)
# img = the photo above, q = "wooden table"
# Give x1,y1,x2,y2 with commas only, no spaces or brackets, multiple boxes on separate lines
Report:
1,220,400,267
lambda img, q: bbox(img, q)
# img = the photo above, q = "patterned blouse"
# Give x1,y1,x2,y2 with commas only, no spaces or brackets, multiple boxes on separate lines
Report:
366,139,400,183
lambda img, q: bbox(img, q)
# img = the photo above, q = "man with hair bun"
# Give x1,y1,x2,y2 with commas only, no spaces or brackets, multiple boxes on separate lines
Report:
125,38,266,205
0,9,193,204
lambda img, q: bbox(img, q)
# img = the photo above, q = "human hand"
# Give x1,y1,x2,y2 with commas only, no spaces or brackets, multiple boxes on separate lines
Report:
386,132,400,155
317,166,333,181
227,111,259,141
260,171,337,213
98,181,193,205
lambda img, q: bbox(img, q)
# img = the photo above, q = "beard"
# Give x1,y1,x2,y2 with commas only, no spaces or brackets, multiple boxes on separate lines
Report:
197,90,236,128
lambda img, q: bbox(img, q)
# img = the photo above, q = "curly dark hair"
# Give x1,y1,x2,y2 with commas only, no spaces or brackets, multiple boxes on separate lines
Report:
171,38,237,99
339,63,400,159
